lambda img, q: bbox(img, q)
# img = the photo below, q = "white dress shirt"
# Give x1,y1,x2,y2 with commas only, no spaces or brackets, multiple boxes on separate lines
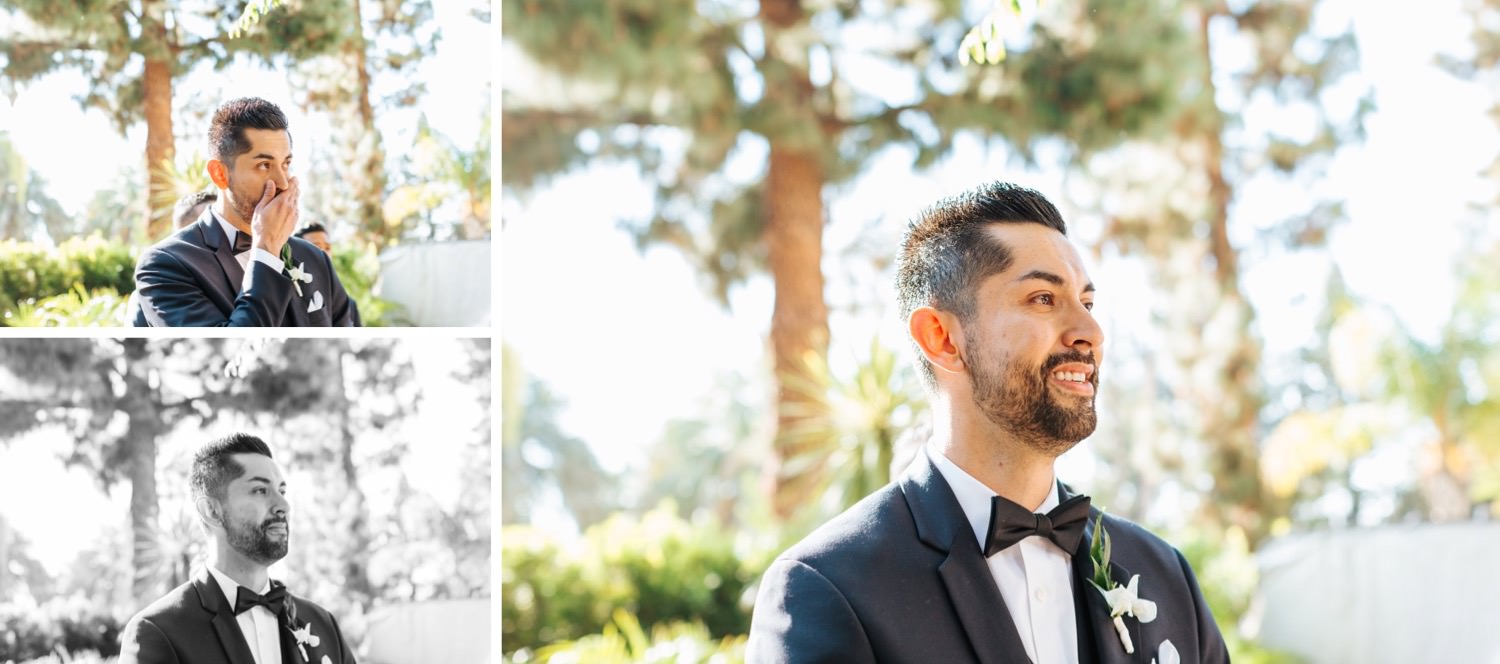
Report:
927,445,1080,664
214,212,284,292
207,565,284,664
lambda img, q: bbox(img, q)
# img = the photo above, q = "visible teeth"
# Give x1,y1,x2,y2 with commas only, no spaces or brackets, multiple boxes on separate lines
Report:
1052,371,1087,382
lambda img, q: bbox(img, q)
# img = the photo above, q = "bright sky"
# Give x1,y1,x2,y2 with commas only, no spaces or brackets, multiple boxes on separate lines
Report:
502,0,1498,493
0,338,487,579
0,1,489,224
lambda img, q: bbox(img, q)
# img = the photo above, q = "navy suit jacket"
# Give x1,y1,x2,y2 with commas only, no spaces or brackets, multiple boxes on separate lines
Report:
747,456,1230,663
132,210,356,327
118,568,357,664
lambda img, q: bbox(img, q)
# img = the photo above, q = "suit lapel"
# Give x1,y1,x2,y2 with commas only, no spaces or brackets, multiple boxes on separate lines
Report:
192,569,258,664
901,456,1031,664
199,213,246,298
1071,504,1144,664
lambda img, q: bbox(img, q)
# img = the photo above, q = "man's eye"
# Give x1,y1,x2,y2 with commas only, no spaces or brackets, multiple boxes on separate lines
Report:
1033,294,1054,305
1083,301,1094,311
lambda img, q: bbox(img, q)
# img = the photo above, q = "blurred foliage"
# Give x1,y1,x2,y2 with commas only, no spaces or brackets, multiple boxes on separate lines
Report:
777,338,924,521
0,131,69,243
501,503,761,657
0,596,122,662
5,286,127,327
501,367,617,530
0,236,135,325
520,609,746,664
330,244,407,327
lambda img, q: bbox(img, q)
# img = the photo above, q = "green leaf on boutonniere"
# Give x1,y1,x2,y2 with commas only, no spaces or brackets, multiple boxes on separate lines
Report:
1090,512,1113,590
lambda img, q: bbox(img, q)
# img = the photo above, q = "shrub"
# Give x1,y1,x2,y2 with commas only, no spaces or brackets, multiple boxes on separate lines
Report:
0,236,135,323
502,503,760,655
331,245,407,327
5,286,128,327
0,596,122,662
505,609,745,664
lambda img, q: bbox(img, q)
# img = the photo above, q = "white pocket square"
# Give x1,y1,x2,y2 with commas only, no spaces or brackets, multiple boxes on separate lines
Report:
307,290,324,313
1152,639,1180,664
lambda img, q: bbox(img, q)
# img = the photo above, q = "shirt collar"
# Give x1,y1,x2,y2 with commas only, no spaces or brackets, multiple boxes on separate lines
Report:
206,564,272,609
213,210,247,255
925,444,1059,552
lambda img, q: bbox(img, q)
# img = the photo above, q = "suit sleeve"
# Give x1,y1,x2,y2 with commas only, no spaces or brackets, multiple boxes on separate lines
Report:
135,247,292,327
118,617,181,664
1176,549,1231,664
328,612,358,664
747,559,876,664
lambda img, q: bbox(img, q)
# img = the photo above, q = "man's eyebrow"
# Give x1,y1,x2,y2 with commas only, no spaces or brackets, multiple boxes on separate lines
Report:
245,476,286,487
1013,269,1096,293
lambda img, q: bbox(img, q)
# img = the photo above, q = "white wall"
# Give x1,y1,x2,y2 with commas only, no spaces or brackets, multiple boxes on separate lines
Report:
1256,522,1500,664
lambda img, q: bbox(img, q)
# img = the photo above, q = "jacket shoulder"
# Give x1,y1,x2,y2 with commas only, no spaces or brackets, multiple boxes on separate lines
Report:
125,579,200,626
776,483,910,569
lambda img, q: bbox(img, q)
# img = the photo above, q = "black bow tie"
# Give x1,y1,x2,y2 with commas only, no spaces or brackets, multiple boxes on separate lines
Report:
232,229,253,255
233,582,288,617
984,492,1092,557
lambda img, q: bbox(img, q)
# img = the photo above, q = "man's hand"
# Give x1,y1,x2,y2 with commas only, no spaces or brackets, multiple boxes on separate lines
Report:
251,176,299,256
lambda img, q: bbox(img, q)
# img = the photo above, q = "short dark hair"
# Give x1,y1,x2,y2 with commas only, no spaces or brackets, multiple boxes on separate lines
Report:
208,97,290,168
174,189,217,228
295,222,327,238
895,182,1068,388
190,433,274,506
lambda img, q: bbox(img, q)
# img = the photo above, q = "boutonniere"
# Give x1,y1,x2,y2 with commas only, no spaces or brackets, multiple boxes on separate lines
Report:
290,622,322,662
280,245,314,296
278,590,325,663
1087,512,1157,654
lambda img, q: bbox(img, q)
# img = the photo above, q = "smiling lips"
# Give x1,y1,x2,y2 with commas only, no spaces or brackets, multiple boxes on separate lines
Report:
1050,366,1096,395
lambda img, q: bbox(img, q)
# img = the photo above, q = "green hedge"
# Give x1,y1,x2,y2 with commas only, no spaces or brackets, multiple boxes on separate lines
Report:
0,597,122,662
0,236,135,323
0,237,402,327
502,503,759,656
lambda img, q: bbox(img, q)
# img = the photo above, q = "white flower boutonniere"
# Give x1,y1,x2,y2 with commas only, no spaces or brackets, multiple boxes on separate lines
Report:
280,245,314,297
290,622,321,662
1087,512,1157,654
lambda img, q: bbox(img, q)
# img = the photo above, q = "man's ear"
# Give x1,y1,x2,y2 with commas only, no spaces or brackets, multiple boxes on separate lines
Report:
909,306,967,376
206,159,229,190
194,496,222,529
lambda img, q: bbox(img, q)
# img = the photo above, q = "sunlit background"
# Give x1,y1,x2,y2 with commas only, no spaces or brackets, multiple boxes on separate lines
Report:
0,337,491,664
502,0,1500,662
0,0,492,326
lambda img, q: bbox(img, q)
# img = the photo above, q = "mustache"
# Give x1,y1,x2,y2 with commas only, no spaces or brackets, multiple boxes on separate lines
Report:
262,518,289,529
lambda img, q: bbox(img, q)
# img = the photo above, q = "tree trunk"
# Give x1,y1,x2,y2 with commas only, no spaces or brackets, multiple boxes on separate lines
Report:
141,0,174,242
333,347,376,610
1191,6,1270,547
759,0,831,521
763,147,829,519
350,0,389,246
120,339,163,605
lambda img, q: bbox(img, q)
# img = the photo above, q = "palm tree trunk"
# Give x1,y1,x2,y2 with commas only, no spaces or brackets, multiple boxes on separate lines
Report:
350,0,389,246
141,0,174,242
1190,4,1270,547
760,0,831,521
121,339,163,605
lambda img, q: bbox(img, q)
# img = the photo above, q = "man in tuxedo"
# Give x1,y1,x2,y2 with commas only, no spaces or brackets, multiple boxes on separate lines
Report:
747,183,1230,663
132,97,356,326
119,434,358,664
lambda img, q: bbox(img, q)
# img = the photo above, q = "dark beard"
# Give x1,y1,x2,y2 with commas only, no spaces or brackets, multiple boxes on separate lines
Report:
966,341,1099,456
225,513,289,566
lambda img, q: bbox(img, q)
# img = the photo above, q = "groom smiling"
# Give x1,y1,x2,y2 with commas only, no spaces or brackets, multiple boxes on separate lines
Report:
119,434,357,664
